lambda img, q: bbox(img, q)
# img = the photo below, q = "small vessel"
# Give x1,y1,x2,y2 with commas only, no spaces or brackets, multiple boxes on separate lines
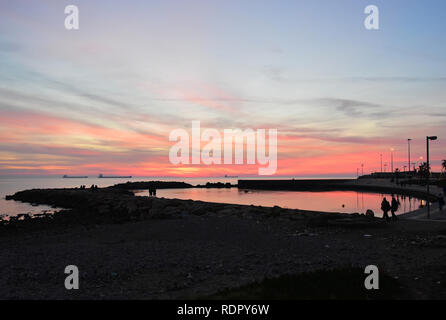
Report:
98,173,132,178
63,175,88,178
224,174,238,178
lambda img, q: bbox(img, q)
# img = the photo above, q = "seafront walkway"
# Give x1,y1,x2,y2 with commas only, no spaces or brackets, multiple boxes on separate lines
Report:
353,179,446,221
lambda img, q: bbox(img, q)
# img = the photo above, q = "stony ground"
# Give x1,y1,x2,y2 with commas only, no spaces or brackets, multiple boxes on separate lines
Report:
1,203,446,299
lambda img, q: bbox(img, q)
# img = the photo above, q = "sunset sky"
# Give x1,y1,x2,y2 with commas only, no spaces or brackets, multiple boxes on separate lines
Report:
1,0,446,177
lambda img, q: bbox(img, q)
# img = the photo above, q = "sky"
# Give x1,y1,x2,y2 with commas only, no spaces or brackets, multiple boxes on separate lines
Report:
0,0,445,177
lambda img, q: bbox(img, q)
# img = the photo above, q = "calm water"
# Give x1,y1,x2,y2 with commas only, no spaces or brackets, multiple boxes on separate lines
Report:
135,188,423,217
0,176,423,218
0,176,238,217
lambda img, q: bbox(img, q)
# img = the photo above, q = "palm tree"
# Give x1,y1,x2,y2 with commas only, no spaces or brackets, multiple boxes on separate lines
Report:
418,162,430,178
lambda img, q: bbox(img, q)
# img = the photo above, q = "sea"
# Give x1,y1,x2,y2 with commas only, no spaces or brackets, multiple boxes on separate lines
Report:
0,176,424,219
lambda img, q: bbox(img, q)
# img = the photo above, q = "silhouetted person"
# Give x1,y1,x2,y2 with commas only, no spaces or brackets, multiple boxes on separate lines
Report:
381,197,391,222
153,187,157,197
391,196,399,221
148,187,153,196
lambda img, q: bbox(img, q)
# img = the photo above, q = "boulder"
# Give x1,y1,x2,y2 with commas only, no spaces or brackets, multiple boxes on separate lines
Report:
366,209,375,218
271,206,281,217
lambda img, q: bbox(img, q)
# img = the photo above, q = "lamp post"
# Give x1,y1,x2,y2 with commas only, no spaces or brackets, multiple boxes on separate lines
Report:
408,139,412,174
426,136,438,219
390,148,395,173
380,154,383,173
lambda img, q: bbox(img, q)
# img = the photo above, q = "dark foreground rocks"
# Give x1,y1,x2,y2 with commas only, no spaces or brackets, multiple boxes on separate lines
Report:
2,186,446,299
3,187,379,231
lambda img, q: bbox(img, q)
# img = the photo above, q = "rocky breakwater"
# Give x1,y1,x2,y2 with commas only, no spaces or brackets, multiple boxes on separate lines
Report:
107,181,194,190
196,182,237,188
3,186,384,231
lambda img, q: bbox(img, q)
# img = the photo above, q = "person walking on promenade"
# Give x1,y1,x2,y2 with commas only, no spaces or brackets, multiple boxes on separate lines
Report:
391,195,399,221
381,197,391,222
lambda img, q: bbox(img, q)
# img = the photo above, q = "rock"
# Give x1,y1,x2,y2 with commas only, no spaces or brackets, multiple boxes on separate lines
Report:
366,209,375,218
149,198,168,217
217,208,235,216
190,203,207,216
271,206,281,217
306,216,329,227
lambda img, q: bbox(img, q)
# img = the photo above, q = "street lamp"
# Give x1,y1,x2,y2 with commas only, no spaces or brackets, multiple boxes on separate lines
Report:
390,148,395,174
408,139,412,174
426,136,438,219
380,154,383,173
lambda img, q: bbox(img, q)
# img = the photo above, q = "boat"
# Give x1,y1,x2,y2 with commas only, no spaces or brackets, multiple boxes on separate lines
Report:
98,173,132,178
224,174,238,178
63,175,88,178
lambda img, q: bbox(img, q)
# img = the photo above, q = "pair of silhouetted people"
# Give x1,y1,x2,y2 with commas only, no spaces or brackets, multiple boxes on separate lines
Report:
381,196,399,222
79,185,98,190
149,186,157,196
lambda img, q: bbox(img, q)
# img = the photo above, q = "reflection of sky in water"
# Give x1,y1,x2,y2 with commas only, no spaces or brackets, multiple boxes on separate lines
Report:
0,202,59,220
0,177,425,218
136,188,424,217
0,176,239,216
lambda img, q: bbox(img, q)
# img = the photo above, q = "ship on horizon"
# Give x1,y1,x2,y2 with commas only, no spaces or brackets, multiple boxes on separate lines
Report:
98,173,132,178
63,175,88,178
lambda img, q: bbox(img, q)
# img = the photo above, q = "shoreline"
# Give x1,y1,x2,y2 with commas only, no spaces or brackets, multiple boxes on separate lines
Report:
3,178,443,222
3,186,367,229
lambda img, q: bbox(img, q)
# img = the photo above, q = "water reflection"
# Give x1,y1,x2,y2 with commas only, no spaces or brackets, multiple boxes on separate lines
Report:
0,176,426,218
136,188,424,217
